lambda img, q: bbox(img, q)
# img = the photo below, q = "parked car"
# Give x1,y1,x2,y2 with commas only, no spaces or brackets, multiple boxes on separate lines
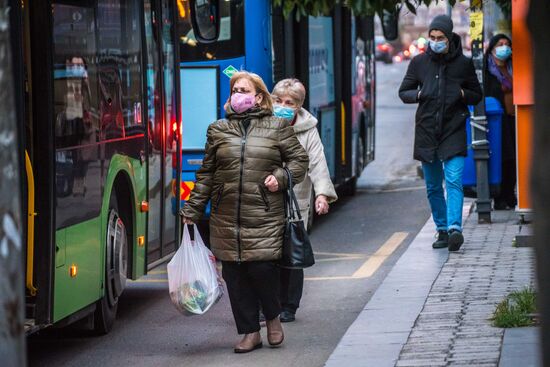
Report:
375,36,394,64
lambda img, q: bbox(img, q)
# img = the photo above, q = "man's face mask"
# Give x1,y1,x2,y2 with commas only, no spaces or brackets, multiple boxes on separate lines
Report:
429,40,448,54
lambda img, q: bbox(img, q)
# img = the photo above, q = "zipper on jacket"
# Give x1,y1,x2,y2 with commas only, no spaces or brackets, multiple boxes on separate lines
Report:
258,184,270,212
436,63,446,138
213,183,224,212
236,119,250,263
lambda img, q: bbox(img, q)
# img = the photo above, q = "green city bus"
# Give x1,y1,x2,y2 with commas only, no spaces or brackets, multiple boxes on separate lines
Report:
16,0,218,334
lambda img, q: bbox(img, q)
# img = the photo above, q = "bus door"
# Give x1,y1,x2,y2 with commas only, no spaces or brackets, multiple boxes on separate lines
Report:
144,0,180,265
347,13,377,179
356,15,376,165
11,0,71,331
273,10,340,181
308,15,339,181
21,0,105,328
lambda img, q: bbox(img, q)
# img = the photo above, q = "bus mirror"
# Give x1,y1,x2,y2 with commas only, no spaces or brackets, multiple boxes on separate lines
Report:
190,0,220,44
381,8,399,41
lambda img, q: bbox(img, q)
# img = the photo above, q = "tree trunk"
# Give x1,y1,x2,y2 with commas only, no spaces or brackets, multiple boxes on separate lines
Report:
526,1,550,366
0,0,26,364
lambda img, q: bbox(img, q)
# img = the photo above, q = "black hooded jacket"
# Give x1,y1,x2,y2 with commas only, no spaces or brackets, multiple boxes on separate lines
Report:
399,34,482,162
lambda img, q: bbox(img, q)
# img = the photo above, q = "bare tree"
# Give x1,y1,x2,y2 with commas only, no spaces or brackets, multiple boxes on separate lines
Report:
0,0,26,364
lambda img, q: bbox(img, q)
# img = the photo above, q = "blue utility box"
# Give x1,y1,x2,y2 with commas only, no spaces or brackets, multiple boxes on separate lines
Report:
463,97,503,190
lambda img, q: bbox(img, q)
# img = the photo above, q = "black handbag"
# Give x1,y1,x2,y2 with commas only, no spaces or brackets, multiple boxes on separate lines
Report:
280,167,315,269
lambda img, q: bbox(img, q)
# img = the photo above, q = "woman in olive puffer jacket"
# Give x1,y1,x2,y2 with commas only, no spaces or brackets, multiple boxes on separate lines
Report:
180,71,309,353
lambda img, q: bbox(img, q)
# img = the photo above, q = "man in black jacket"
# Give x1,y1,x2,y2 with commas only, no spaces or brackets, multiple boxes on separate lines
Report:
399,15,482,251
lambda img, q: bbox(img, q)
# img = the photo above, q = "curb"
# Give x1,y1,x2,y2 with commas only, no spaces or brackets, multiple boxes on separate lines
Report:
325,201,474,367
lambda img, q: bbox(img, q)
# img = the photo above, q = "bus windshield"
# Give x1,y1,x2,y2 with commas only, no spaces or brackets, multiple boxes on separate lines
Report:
177,0,244,61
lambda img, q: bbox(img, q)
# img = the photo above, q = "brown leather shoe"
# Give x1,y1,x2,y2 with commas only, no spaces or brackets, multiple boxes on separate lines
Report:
234,332,263,353
266,317,284,346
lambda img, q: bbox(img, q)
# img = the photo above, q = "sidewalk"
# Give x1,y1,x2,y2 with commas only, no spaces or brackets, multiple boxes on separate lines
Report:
325,205,539,367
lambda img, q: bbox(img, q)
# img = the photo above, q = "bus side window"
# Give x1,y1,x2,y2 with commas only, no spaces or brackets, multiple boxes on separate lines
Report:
97,0,144,140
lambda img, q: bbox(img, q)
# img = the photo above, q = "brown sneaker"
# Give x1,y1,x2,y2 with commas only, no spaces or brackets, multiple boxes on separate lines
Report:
266,317,284,346
234,332,262,353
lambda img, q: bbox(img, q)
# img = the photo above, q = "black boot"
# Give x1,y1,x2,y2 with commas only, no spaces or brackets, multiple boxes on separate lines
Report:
432,230,449,249
280,310,295,323
448,229,464,252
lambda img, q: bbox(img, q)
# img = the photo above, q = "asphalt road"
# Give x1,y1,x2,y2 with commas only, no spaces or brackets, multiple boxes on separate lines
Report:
27,61,430,367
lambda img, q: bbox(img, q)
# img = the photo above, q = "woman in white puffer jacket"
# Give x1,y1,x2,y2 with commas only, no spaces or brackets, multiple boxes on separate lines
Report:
271,78,338,322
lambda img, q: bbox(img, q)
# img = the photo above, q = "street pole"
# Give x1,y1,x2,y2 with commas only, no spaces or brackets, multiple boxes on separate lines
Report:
469,0,492,223
527,1,550,365
0,0,26,364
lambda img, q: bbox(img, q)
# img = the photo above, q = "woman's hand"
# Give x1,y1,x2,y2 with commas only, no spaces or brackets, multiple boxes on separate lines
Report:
182,216,195,225
264,175,279,192
315,195,329,215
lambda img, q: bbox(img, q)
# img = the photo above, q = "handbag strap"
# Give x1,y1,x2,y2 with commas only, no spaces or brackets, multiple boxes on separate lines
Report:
283,167,302,221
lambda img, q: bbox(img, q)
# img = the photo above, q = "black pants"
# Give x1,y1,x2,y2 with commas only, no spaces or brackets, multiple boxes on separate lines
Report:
280,268,304,314
222,261,281,334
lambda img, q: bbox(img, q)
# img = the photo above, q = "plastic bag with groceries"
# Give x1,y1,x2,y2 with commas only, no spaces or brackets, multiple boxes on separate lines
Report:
167,225,223,315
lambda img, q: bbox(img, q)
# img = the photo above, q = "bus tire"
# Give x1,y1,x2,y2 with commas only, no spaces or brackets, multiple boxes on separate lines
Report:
94,191,128,335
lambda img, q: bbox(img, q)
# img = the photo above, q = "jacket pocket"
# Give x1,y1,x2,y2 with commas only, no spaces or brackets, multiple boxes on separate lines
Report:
213,183,225,212
258,184,270,212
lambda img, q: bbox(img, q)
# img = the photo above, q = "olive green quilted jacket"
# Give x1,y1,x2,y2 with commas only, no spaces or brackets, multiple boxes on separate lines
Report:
180,108,309,262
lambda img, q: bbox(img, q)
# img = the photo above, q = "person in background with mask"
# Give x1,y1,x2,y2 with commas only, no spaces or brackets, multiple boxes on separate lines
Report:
484,34,516,210
271,78,337,323
398,15,482,251
180,71,308,353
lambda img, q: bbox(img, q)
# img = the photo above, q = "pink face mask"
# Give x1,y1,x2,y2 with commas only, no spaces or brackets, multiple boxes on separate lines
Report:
230,92,256,114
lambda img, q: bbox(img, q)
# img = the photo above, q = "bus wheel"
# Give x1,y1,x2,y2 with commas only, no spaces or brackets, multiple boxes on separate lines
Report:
94,194,128,334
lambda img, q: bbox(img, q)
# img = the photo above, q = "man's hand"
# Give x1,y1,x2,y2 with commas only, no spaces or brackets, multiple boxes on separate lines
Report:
264,175,279,192
315,195,329,215
461,89,465,98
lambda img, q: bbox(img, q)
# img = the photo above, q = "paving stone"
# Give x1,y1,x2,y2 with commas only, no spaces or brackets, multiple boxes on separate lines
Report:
395,210,536,367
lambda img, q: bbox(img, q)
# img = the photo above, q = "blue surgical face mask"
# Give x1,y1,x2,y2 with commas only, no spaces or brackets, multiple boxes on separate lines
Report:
273,105,296,121
494,45,512,61
429,40,448,54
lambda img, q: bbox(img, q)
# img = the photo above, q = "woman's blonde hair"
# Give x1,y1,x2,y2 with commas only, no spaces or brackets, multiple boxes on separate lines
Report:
228,71,273,112
272,78,306,107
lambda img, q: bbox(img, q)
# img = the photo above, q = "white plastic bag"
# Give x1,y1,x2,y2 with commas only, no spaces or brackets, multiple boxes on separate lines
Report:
167,224,223,315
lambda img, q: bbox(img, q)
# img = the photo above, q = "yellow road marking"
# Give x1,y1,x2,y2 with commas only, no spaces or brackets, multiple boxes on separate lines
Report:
132,233,408,283
315,251,366,257
315,256,365,263
351,232,408,278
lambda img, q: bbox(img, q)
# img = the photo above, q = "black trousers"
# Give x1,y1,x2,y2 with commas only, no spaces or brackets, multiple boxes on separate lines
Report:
280,268,304,314
222,261,281,334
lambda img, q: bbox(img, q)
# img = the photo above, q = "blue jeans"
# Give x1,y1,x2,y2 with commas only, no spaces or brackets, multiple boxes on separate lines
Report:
422,156,465,232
